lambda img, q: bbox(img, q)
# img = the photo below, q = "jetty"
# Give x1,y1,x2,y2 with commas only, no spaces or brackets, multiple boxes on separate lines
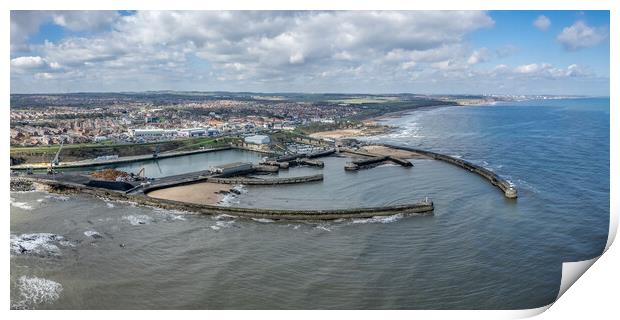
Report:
341,148,413,171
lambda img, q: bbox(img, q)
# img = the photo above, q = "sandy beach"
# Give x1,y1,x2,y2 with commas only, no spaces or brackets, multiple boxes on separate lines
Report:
310,129,365,139
147,182,231,205
361,145,429,159
310,125,394,140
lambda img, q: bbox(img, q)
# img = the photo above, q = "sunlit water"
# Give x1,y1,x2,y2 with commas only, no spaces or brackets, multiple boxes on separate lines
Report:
10,98,609,309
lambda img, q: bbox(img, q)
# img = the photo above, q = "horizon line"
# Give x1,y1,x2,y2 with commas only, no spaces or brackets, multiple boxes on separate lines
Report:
9,90,607,98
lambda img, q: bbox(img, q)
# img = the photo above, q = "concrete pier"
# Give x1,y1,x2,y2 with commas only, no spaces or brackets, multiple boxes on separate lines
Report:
206,174,324,185
345,156,389,171
296,158,324,167
275,148,335,163
307,149,336,158
259,160,290,169
276,153,306,162
253,164,280,173
341,148,413,169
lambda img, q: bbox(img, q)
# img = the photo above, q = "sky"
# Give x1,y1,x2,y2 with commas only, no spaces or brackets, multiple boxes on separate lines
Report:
10,10,610,96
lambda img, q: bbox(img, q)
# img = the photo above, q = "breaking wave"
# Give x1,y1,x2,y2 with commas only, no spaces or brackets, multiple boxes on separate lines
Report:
122,215,154,226
84,230,103,239
153,208,188,221
349,213,404,224
218,184,247,207
44,195,70,201
214,214,237,220
218,193,240,207
10,233,69,256
12,276,63,309
10,199,33,210
211,220,237,230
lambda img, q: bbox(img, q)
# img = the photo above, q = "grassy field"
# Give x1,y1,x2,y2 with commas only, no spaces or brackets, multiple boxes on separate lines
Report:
10,136,239,165
327,97,400,104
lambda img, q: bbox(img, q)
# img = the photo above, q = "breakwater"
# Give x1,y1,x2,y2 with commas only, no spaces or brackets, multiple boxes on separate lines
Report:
341,148,413,171
379,143,517,198
27,177,434,220
206,174,324,185
275,148,336,162
345,156,389,171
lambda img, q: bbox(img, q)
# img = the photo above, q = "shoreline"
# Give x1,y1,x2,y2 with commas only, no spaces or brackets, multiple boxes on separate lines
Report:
368,104,456,122
312,104,454,140
21,177,435,220
146,181,231,206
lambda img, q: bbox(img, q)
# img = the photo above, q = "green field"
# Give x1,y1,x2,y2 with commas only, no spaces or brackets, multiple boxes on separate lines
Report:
327,97,400,104
10,136,239,165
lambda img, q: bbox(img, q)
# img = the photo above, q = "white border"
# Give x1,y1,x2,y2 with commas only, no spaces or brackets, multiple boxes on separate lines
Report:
2,1,617,319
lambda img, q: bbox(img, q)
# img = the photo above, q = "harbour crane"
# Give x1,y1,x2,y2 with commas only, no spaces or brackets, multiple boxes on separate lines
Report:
153,144,160,158
47,140,64,174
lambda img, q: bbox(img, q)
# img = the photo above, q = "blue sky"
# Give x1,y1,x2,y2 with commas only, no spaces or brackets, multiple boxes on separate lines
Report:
10,10,610,95
470,11,609,76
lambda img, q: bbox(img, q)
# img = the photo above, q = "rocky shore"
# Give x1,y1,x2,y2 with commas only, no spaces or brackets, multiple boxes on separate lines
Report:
10,178,36,192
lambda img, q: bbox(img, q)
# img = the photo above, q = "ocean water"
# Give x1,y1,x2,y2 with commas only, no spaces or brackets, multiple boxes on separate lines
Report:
10,98,610,309
76,149,266,178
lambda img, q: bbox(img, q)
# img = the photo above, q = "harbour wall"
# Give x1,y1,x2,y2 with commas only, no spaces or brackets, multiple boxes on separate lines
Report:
11,146,234,170
379,143,517,198
29,178,434,220
141,173,324,194
205,174,324,185
341,148,413,170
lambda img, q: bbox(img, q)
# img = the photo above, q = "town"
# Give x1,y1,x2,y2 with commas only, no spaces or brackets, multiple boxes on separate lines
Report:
10,91,470,147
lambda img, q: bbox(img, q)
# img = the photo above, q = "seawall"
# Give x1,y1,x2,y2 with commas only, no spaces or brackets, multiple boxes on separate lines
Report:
206,174,324,185
28,177,434,220
11,146,234,170
380,143,517,198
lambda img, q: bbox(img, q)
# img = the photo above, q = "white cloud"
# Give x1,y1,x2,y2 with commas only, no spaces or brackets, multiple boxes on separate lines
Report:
557,21,608,50
34,72,54,80
533,15,551,31
51,11,118,32
13,11,495,86
514,63,547,74
10,11,120,53
467,48,489,65
11,56,46,69
8,11,608,95
512,63,591,78
400,61,417,70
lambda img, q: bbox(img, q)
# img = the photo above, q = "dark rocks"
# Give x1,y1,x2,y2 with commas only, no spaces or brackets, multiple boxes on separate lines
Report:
10,178,35,192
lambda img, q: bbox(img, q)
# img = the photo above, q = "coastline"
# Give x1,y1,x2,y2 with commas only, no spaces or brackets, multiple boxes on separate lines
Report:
146,181,230,205
369,104,456,121
311,104,455,140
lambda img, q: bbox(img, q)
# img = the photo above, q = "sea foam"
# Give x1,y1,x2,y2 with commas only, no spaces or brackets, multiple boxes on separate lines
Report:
10,233,65,256
122,215,154,226
12,276,63,309
10,197,34,210
349,213,404,225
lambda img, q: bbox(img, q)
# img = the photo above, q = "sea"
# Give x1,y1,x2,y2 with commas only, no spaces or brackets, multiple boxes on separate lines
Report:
10,98,610,309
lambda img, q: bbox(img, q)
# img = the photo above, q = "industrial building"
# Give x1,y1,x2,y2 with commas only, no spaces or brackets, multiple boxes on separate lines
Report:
244,135,271,144
130,129,178,138
179,128,207,137
209,162,253,175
